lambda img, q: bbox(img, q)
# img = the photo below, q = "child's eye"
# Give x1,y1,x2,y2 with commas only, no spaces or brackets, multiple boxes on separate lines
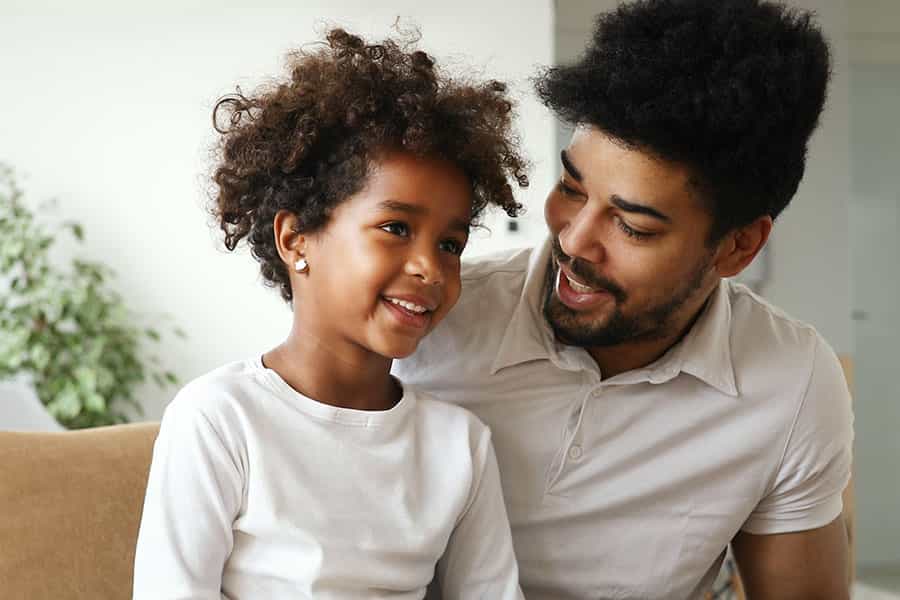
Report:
380,222,409,237
439,238,465,256
615,216,654,241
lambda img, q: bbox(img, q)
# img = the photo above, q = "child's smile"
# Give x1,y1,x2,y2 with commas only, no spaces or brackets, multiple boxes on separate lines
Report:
382,294,437,331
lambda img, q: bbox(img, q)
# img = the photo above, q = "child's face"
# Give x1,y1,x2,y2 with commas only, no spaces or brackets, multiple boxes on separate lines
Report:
298,151,473,359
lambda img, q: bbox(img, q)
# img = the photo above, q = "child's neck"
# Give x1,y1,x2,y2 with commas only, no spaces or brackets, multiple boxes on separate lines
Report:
262,330,401,412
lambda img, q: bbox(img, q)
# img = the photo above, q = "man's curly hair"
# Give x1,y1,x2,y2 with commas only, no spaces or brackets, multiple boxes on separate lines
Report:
535,0,830,241
211,28,529,301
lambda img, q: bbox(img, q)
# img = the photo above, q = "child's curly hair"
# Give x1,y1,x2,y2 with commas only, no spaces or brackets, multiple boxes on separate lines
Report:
210,28,529,301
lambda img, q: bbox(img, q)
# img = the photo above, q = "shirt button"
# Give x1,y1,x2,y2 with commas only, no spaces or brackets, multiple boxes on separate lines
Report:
568,445,583,461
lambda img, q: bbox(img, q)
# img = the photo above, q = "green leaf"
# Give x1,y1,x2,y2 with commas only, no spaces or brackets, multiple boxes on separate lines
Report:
29,344,51,371
84,392,106,413
74,366,97,392
64,221,84,241
49,386,81,419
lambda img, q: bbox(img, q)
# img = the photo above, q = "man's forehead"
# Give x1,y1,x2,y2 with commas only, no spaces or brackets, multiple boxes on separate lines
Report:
564,126,699,211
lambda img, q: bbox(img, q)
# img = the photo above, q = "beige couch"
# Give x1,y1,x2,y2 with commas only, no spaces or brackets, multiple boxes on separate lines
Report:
0,423,159,600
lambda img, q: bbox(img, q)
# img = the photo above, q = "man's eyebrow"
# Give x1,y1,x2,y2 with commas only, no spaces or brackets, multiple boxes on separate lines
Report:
377,199,471,234
560,150,583,182
610,195,672,223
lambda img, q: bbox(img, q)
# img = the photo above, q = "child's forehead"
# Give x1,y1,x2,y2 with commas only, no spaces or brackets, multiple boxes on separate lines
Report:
341,152,474,221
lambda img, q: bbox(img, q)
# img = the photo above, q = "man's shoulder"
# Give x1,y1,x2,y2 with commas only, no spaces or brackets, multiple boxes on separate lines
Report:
726,281,821,350
460,245,534,283
450,245,535,331
454,246,533,324
724,281,840,388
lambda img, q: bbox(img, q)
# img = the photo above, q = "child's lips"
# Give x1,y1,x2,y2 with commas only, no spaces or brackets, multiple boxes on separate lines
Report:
383,293,439,313
382,297,432,329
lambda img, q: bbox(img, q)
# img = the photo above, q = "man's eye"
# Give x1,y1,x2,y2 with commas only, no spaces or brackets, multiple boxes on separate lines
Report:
615,217,653,241
380,222,409,236
440,239,465,256
556,179,580,197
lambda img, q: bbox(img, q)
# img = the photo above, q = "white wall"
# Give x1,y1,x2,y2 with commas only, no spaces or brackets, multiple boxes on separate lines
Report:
0,0,556,419
555,0,853,355
848,1,900,568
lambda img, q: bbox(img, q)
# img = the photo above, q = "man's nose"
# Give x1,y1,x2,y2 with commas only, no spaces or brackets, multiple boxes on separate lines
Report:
559,203,605,265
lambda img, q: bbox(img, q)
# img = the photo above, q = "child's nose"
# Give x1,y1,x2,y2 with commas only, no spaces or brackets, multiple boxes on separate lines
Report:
406,246,444,286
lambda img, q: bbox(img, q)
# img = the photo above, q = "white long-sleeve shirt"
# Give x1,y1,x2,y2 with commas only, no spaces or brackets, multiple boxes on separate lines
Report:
132,358,522,600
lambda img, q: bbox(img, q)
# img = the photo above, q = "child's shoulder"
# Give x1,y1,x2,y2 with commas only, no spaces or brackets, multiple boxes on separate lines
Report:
404,384,492,445
165,358,269,423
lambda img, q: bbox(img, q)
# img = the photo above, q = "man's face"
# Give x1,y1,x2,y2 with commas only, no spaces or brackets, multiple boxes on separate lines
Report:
543,126,720,348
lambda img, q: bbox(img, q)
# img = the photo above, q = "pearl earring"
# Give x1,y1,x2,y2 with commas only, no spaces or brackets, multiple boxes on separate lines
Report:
294,257,308,273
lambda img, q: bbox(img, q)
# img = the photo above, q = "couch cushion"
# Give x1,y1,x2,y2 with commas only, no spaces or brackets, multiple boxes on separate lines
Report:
0,422,159,600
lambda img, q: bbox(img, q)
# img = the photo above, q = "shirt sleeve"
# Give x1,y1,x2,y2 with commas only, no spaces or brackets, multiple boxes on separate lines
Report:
132,394,244,599
434,429,524,600
741,335,855,534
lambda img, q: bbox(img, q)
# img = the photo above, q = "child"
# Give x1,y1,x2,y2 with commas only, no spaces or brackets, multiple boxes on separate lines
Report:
132,28,529,599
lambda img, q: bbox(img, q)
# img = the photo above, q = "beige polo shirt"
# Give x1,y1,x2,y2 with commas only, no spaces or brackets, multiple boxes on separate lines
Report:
394,238,854,600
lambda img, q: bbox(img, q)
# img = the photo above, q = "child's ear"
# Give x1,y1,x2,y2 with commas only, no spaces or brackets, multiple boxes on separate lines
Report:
713,215,773,278
273,210,306,266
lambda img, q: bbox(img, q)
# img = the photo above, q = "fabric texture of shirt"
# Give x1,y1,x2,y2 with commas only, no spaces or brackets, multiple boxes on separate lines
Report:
393,238,854,600
132,357,523,600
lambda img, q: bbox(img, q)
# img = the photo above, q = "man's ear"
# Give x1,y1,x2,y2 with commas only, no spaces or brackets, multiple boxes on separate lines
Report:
714,215,773,278
273,210,306,266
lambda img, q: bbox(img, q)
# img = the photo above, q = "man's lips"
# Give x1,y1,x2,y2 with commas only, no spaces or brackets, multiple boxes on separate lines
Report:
555,264,615,311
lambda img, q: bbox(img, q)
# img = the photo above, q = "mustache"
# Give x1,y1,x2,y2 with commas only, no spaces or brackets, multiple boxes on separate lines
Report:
551,238,627,302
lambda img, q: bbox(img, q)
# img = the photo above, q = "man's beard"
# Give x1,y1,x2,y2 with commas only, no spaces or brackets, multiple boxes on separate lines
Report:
542,239,713,348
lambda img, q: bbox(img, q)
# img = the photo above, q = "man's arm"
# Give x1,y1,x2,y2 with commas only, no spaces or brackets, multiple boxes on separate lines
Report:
731,515,850,600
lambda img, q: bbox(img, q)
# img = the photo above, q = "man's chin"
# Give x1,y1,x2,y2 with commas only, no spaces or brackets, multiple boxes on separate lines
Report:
544,296,639,348
545,298,614,347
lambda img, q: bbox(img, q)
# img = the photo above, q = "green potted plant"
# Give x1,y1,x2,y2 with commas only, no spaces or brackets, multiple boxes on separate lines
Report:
0,163,182,429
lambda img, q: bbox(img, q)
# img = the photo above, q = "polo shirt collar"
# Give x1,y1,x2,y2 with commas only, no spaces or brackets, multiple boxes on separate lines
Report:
489,237,738,397
667,279,739,396
490,238,558,374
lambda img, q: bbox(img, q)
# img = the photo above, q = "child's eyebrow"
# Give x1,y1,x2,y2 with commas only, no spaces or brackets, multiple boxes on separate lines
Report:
377,200,471,234
377,199,426,215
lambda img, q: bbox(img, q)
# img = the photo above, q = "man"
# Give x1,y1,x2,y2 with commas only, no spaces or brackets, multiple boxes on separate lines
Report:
394,1,854,598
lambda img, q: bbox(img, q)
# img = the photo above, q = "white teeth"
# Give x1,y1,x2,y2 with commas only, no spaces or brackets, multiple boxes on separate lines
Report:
388,298,428,314
566,273,598,294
